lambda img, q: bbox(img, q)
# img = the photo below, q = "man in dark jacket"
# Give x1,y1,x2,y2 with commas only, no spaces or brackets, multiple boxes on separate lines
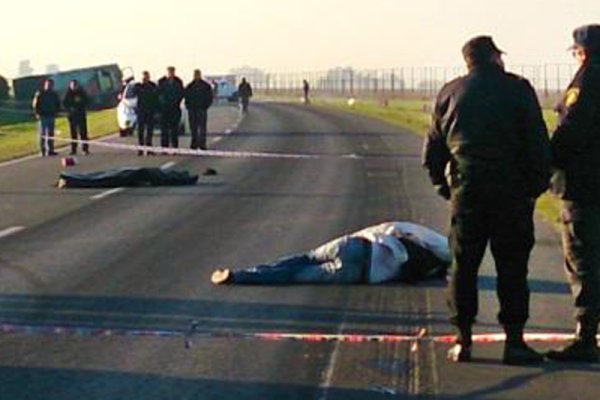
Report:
422,36,551,365
32,79,61,156
547,24,600,363
238,77,253,113
158,66,184,148
136,71,159,156
184,69,213,150
63,80,90,155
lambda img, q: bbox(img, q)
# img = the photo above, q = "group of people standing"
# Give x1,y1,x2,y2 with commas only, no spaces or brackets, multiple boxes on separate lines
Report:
423,24,600,364
133,66,213,155
133,67,254,155
32,79,90,156
32,65,256,157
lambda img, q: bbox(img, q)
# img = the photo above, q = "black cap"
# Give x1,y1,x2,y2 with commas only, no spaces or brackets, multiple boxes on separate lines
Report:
462,36,505,61
570,24,600,52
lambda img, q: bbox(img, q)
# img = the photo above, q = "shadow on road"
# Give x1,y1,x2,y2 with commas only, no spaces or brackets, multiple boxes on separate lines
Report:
0,293,447,335
0,366,399,400
478,275,571,295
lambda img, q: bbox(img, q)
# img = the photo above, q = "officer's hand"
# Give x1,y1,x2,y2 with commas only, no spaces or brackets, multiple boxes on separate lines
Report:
435,184,451,200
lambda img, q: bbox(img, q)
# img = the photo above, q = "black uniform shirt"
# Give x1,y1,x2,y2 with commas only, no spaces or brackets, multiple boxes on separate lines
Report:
551,55,600,203
422,63,551,199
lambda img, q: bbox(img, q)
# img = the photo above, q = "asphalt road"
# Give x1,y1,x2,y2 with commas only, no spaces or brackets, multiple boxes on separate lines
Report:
0,101,598,399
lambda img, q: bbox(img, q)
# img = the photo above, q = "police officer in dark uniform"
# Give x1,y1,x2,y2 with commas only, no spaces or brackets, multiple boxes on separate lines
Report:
422,36,551,364
547,24,600,363
158,66,184,149
184,69,213,150
136,71,159,156
63,80,90,155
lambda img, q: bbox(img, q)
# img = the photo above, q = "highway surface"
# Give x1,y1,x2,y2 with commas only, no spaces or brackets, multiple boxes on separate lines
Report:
0,102,598,399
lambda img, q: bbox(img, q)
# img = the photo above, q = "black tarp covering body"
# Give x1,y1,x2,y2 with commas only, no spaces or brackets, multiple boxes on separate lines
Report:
59,167,198,188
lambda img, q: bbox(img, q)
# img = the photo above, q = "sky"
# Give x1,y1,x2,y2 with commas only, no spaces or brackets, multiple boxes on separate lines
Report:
1,0,598,81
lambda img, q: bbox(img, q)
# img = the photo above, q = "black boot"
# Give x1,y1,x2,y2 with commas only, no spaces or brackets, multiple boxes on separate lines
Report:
447,325,472,362
503,324,544,365
547,318,598,363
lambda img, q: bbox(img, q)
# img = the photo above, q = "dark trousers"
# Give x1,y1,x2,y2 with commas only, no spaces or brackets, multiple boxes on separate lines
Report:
68,113,88,153
188,109,208,150
561,201,600,321
160,108,181,148
448,191,535,327
137,113,155,147
232,237,371,284
240,97,250,112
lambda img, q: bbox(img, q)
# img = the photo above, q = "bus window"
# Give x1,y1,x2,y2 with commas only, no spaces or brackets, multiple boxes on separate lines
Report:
98,70,115,91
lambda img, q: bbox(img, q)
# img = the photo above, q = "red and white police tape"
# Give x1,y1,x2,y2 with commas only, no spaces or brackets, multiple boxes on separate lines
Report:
42,135,362,160
0,321,586,350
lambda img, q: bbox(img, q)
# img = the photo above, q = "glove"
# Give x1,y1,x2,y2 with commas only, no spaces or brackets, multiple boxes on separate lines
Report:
435,184,451,200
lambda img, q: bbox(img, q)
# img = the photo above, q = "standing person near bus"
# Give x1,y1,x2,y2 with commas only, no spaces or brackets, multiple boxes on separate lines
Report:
158,66,184,149
32,79,60,157
63,80,90,155
136,71,159,156
184,69,214,150
238,77,253,113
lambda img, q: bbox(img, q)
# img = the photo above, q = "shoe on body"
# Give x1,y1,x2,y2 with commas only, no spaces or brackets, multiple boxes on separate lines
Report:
211,268,233,285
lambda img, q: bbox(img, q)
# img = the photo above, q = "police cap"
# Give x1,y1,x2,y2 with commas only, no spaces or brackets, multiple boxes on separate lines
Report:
570,24,600,53
462,36,504,60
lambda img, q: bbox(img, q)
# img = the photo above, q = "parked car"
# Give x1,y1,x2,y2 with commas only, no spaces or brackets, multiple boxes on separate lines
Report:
116,80,189,137
206,75,238,103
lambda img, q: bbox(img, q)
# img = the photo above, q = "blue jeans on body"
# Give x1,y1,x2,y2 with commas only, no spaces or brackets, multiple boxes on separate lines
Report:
39,116,56,155
232,237,371,284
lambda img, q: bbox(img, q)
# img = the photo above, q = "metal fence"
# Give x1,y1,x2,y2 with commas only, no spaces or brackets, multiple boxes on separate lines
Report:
236,63,577,99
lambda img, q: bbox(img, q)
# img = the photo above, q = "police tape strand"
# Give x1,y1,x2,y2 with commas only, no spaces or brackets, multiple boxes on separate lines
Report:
0,321,586,350
41,135,363,160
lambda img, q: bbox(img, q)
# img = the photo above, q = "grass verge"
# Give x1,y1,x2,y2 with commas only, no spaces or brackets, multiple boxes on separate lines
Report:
0,109,118,162
310,96,562,229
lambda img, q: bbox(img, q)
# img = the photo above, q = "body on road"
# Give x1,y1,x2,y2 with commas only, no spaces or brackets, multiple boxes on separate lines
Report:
212,221,450,285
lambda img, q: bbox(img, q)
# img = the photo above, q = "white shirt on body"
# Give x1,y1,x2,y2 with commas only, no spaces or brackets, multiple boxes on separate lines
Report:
350,221,450,283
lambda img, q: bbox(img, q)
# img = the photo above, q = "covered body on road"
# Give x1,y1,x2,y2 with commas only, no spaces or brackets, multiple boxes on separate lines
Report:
58,167,198,188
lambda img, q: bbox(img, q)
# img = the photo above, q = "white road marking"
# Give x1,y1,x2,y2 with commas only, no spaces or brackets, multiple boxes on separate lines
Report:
91,187,124,201
0,154,41,168
213,114,243,144
0,226,25,239
160,161,177,170
317,322,346,400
